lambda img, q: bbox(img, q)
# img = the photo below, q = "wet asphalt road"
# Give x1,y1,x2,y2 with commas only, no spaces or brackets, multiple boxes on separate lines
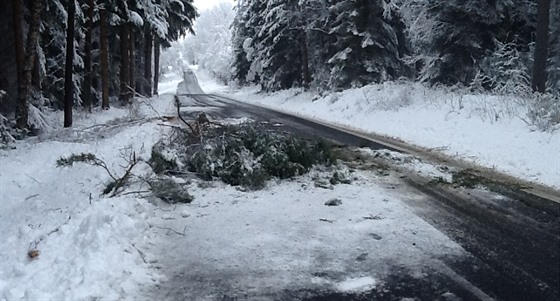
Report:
166,76,560,300
176,92,402,153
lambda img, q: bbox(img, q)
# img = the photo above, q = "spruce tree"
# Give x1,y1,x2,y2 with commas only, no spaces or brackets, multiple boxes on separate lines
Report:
326,0,409,89
410,0,536,86
257,0,303,91
547,0,560,93
232,0,268,85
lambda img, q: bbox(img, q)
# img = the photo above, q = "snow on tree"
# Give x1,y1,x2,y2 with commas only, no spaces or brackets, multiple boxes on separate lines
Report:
232,0,329,90
401,0,537,86
0,0,198,131
254,0,306,91
231,0,409,90
231,0,254,85
325,0,410,89
532,0,552,93
548,0,560,93
183,2,235,83
231,0,269,85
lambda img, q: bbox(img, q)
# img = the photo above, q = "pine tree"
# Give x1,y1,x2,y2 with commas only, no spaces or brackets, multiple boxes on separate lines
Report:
100,0,110,109
407,0,536,86
236,0,312,91
231,0,264,84
532,0,551,93
154,0,198,94
82,0,95,112
12,0,25,120
262,0,305,90
14,0,43,130
548,0,560,93
325,0,409,89
232,0,408,90
144,24,153,97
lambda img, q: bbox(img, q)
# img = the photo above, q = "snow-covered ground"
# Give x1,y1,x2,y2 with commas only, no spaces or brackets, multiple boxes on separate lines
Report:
148,167,466,299
194,68,559,190
0,74,474,300
0,90,179,300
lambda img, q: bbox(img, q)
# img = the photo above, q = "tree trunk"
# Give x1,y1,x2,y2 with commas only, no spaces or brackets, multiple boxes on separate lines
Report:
32,52,41,89
301,30,311,90
129,23,135,97
532,0,551,93
100,2,110,109
13,0,25,103
120,25,131,103
153,37,160,95
15,0,42,130
82,0,95,112
64,0,76,128
144,26,153,97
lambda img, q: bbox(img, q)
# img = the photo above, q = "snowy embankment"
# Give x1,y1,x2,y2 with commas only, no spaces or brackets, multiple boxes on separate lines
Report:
195,68,559,190
0,74,181,300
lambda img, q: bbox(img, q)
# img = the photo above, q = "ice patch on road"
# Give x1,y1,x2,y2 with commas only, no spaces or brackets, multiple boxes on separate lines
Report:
335,276,377,293
158,73,183,95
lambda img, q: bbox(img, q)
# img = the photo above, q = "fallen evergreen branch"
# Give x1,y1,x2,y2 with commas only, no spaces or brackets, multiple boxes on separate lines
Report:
57,153,117,181
56,150,143,196
108,151,141,197
152,122,337,190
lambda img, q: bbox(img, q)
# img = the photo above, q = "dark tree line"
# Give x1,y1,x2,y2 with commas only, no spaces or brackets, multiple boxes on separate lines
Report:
0,0,198,132
232,0,559,94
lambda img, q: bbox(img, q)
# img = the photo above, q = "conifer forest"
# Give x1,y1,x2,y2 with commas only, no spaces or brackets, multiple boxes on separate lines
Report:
0,0,198,135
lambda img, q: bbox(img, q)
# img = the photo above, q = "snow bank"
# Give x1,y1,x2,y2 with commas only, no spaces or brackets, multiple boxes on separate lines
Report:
0,93,176,300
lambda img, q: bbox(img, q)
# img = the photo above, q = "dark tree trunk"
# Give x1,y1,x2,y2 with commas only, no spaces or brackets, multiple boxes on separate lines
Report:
144,26,153,97
82,0,95,112
32,53,41,89
14,0,42,130
64,0,76,128
13,0,24,98
532,0,551,92
153,37,160,95
120,25,131,103
100,2,110,109
128,23,135,97
301,30,311,90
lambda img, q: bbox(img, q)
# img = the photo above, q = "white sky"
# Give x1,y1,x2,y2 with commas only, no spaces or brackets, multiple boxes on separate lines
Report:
193,0,234,12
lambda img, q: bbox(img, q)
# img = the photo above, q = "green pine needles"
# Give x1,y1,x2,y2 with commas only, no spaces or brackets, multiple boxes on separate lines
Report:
151,122,337,190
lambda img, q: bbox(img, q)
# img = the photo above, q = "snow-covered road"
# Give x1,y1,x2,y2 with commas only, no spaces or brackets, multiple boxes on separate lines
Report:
145,167,472,300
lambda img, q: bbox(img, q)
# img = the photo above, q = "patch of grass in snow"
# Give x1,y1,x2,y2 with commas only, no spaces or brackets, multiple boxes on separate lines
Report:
525,93,560,132
450,169,488,189
151,122,337,190
332,147,391,176
429,168,530,192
